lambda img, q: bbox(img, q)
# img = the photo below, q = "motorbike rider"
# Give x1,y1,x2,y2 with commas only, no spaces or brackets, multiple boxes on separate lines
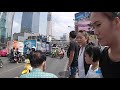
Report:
15,48,20,63
29,46,36,61
59,48,64,56
26,48,31,59
10,47,15,60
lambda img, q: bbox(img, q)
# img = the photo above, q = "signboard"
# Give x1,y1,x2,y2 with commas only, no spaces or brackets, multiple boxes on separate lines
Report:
13,41,19,50
18,42,24,55
78,20,91,31
75,12,90,21
24,40,37,53
7,41,24,54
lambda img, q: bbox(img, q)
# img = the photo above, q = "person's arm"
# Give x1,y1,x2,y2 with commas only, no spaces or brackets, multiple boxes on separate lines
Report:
68,50,75,67
67,42,75,69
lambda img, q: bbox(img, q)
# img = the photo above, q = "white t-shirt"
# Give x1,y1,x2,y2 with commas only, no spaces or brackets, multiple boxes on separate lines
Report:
85,65,103,78
78,47,85,78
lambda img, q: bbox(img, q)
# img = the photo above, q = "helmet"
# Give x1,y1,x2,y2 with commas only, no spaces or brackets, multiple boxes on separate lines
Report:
31,46,36,50
25,59,30,63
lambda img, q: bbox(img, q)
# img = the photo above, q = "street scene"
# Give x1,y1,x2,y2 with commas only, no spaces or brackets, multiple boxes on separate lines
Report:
0,12,120,78
0,53,68,78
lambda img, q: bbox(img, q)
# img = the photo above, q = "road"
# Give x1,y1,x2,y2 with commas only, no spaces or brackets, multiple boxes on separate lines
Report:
0,53,68,78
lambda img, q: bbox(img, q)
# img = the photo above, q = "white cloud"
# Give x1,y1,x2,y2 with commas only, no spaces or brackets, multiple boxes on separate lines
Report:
52,12,77,40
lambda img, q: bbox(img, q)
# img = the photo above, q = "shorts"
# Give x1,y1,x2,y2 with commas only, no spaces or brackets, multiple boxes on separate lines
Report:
69,66,78,77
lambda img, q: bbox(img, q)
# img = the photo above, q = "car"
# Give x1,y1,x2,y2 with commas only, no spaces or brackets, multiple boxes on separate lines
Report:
0,49,7,57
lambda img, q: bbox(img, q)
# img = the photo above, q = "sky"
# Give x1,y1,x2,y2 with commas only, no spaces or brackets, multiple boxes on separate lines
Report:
12,12,77,40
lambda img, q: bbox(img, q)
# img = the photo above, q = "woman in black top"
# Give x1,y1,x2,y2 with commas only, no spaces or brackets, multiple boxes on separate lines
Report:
90,12,120,78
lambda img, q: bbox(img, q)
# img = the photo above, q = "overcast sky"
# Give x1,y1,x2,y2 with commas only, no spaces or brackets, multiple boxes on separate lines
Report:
12,12,77,40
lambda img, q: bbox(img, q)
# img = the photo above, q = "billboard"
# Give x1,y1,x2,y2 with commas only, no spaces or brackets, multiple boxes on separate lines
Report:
7,41,13,54
75,12,90,21
78,20,91,31
7,41,24,54
24,40,37,53
18,42,24,55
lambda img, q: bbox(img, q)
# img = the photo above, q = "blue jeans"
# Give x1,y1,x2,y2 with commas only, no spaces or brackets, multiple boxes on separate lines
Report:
69,66,78,77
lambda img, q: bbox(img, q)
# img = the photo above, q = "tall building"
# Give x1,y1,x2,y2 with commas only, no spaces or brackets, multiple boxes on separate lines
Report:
0,12,14,47
6,12,15,40
32,12,40,33
21,12,40,33
46,12,52,42
0,12,7,45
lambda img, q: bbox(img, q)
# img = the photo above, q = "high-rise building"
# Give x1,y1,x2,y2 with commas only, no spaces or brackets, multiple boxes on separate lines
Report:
0,12,14,47
21,12,40,33
0,12,7,45
6,12,15,41
32,12,40,33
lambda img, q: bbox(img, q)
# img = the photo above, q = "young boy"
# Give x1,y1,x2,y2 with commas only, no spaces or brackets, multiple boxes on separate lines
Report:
84,45,103,78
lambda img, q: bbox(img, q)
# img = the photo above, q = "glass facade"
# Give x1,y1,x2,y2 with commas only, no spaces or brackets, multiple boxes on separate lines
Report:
0,12,14,47
21,12,33,33
32,12,40,33
0,12,7,44
6,12,15,41
21,12,48,36
21,12,40,34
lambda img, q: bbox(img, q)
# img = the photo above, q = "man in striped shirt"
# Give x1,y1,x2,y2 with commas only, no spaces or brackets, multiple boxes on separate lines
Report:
20,50,57,78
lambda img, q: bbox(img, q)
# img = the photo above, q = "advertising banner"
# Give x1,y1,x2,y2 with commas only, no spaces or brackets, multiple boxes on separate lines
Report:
24,40,37,53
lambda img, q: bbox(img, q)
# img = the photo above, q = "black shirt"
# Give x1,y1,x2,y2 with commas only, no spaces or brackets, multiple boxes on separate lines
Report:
67,41,79,67
100,47,120,78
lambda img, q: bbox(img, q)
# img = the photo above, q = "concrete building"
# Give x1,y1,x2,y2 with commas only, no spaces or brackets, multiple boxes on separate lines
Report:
13,32,40,42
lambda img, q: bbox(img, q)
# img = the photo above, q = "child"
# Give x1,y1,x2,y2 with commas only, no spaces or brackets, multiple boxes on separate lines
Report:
84,45,103,78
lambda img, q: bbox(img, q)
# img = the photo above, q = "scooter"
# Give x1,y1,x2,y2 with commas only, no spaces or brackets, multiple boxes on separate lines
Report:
59,53,64,59
8,54,18,63
21,59,32,75
51,51,56,58
18,53,25,63
0,59,3,68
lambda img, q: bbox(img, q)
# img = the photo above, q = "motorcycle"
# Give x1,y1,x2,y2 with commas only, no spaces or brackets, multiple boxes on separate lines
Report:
59,52,64,59
18,53,25,63
0,59,3,68
21,59,32,75
8,54,18,63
